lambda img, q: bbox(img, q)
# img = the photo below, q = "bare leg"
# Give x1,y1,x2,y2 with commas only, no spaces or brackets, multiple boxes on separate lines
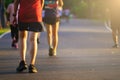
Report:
112,27,119,48
19,31,28,61
16,31,28,72
112,28,118,45
45,21,60,56
45,24,53,48
29,32,39,65
52,21,60,53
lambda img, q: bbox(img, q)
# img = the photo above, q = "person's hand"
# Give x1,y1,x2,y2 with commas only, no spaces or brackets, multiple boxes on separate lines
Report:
12,16,17,26
6,21,10,27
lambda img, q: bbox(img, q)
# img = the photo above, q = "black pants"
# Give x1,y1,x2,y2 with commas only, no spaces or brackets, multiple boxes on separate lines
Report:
10,24,19,43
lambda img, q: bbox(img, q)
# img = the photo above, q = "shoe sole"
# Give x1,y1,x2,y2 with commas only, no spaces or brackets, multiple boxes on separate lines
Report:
29,70,37,73
16,67,28,73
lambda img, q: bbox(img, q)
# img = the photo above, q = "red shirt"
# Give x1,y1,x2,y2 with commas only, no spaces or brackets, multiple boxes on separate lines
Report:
19,0,42,22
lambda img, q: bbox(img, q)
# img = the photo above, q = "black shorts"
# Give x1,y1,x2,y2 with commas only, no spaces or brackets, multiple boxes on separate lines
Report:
18,22,45,32
43,17,60,25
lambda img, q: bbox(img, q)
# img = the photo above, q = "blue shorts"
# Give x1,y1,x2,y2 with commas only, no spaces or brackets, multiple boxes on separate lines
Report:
18,22,45,32
43,8,60,25
43,17,60,25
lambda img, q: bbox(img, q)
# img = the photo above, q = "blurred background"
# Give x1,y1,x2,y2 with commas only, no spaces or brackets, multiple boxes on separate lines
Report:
0,0,118,29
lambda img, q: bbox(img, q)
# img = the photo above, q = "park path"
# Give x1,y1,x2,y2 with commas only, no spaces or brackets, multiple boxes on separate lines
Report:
0,19,120,80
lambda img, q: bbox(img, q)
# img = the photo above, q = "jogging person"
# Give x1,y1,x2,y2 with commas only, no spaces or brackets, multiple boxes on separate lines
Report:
6,0,19,49
43,0,63,56
14,0,44,73
106,0,120,48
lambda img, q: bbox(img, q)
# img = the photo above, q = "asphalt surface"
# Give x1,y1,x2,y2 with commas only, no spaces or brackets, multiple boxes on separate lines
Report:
0,19,120,80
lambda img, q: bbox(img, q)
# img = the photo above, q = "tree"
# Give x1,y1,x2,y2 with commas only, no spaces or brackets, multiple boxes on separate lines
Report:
0,0,6,28
5,0,13,8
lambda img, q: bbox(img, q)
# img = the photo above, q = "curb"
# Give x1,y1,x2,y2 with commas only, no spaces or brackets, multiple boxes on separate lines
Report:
0,31,10,39
104,22,112,32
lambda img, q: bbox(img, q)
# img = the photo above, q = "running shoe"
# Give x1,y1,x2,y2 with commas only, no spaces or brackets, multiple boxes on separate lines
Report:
29,64,38,73
49,48,56,56
11,40,15,48
16,60,28,72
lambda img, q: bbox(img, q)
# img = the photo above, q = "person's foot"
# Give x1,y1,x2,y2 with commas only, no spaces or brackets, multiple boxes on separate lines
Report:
14,43,18,49
11,40,15,48
11,39,18,49
29,64,38,73
49,48,56,56
52,51,57,56
16,60,28,72
112,44,119,48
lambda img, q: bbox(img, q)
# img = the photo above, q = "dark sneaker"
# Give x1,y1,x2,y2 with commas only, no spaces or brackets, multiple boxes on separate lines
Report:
29,64,38,73
49,48,53,56
49,48,56,56
11,40,15,48
16,61,28,72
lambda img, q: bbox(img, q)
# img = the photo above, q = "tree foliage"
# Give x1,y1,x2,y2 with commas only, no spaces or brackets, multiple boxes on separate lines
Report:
63,0,109,19
5,0,13,8
5,0,110,19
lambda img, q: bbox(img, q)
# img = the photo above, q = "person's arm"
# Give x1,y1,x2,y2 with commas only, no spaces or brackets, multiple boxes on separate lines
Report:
13,0,19,25
58,0,63,7
41,0,44,9
13,0,19,16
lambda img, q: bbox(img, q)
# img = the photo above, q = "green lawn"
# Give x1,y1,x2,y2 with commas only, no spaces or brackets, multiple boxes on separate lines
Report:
0,28,10,35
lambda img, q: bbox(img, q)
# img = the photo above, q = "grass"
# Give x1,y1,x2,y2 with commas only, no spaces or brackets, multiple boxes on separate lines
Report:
0,28,10,35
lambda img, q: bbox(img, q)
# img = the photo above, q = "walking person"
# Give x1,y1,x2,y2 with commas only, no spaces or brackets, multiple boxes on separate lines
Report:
63,8,70,23
106,0,120,48
43,0,63,56
111,11,120,48
14,0,44,73
6,0,19,49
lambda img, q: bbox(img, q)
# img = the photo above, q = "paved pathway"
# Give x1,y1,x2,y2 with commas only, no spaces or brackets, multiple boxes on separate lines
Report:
0,19,120,80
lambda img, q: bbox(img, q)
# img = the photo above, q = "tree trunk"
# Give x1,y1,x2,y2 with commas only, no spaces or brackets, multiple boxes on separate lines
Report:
0,0,6,28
